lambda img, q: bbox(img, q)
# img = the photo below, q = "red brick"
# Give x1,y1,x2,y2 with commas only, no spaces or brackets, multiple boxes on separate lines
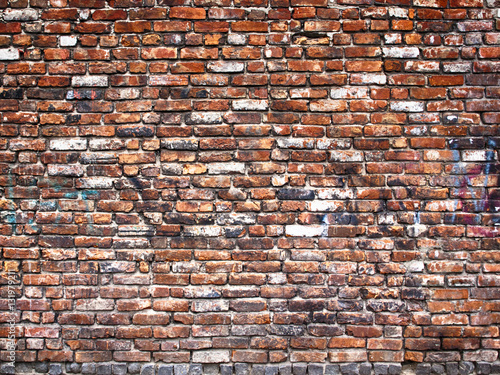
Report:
170,7,206,19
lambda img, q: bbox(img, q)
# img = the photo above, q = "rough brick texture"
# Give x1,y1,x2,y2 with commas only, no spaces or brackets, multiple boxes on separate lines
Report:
0,0,500,373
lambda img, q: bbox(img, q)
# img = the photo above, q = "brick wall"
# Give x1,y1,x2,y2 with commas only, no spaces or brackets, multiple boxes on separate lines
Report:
1,0,500,374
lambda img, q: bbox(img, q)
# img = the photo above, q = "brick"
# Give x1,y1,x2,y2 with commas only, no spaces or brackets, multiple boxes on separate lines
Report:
92,10,128,20
149,76,188,86
329,350,367,362
192,350,230,363
0,48,20,60
170,7,206,19
141,47,177,59
115,21,151,33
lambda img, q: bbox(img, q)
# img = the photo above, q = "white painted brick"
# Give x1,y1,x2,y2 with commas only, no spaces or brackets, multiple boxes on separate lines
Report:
330,87,369,99
409,126,428,136
317,189,355,200
317,139,351,149
443,62,471,73
329,150,364,162
79,9,90,20
408,261,425,273
50,139,87,151
405,61,440,72
308,201,344,212
76,177,113,189
384,33,402,44
3,9,38,21
60,35,77,47
192,300,229,312
378,213,396,225
117,225,155,236
208,162,245,174
351,73,387,85
0,48,19,61
462,150,495,162
383,47,420,58
216,213,256,225
184,226,223,237
232,99,268,111
390,101,425,112
285,225,325,237
388,7,408,17
75,299,114,311
277,139,315,149
207,61,245,73
426,200,461,211
268,273,287,284
186,112,223,124
227,34,247,45
192,350,230,363
89,139,125,151
72,76,108,87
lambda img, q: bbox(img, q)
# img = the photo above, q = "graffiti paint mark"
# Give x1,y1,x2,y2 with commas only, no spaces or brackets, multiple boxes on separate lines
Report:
449,160,500,225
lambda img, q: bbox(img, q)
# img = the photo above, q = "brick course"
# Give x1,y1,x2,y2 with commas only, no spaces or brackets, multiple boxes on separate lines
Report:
0,0,500,373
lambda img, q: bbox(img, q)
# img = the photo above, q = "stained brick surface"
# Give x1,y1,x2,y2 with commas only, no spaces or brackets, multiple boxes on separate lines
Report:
0,0,500,372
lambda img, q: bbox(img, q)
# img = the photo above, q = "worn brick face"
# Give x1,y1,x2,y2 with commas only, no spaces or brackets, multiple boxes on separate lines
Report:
0,0,499,373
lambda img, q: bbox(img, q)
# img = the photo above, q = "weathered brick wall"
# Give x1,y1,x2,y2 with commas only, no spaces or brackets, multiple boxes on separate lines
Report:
1,0,500,373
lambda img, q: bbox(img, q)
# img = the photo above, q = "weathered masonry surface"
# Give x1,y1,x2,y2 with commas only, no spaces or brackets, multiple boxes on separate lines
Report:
1,0,500,374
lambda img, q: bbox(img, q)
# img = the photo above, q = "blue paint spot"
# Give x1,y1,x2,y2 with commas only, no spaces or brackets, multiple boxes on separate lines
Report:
486,151,496,161
4,213,16,224
63,191,79,199
484,163,492,176
487,138,500,148
81,190,98,200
